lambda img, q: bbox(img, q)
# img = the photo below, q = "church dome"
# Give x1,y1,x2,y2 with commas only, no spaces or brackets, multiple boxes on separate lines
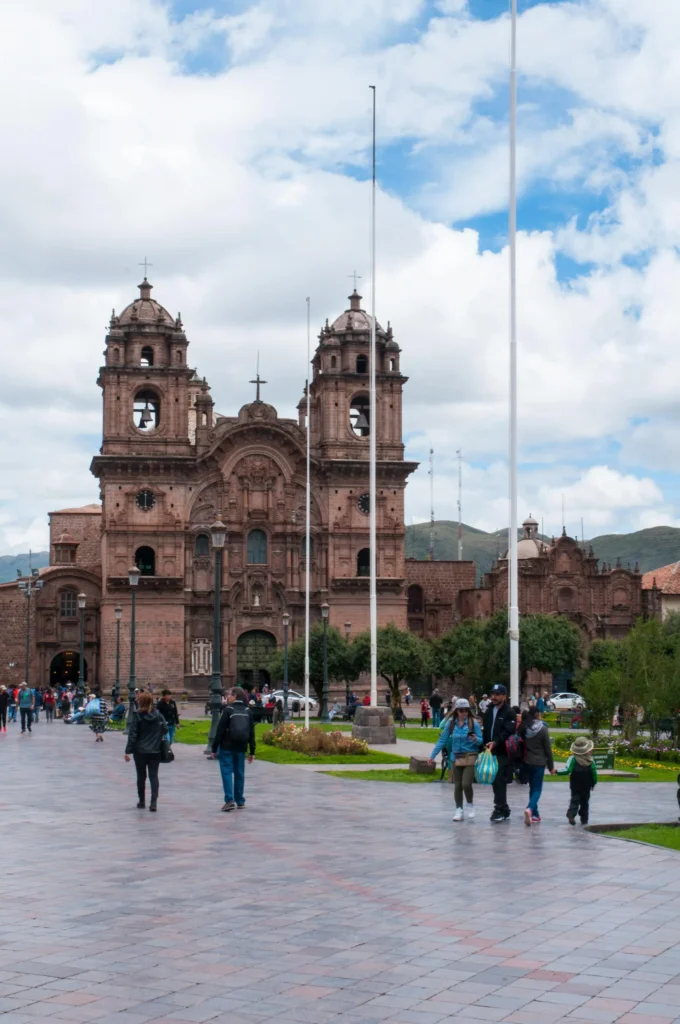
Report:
117,279,176,327
330,290,383,333
516,537,548,558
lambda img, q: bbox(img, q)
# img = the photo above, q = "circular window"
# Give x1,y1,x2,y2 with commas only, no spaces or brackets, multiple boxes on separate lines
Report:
136,489,156,511
357,492,370,515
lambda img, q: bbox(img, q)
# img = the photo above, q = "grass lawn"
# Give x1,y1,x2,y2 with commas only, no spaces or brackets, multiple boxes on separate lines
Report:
175,719,408,764
324,761,678,784
324,769,440,783
608,824,680,850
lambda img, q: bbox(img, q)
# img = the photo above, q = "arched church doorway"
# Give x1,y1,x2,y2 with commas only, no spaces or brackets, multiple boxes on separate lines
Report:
236,630,276,692
50,650,87,687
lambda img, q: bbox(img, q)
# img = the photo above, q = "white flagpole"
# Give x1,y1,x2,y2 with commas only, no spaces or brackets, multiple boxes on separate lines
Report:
304,296,311,729
369,84,378,708
508,0,520,707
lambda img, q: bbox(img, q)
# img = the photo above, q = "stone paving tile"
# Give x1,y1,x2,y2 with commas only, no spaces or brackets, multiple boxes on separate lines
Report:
3,729,680,1024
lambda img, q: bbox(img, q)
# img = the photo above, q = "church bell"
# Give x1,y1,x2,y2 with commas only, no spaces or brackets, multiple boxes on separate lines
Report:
353,410,370,434
139,403,153,428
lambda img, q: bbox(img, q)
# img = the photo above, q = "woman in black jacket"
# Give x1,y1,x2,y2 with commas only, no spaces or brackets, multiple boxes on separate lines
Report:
124,691,166,811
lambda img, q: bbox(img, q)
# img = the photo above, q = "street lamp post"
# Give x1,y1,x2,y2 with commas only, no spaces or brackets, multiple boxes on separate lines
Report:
321,602,329,722
76,593,87,709
17,574,43,687
344,621,351,707
282,611,290,719
126,565,140,733
114,605,123,703
206,520,226,754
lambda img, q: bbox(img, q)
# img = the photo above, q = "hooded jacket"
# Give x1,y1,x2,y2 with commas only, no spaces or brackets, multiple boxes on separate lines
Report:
125,709,166,756
522,720,554,770
482,700,516,756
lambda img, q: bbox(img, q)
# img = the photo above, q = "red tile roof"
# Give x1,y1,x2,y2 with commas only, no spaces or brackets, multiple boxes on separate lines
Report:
642,561,680,594
49,503,102,516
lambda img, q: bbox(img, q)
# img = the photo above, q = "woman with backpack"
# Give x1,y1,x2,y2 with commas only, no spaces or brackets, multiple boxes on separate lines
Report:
518,706,555,826
124,691,167,811
428,698,483,821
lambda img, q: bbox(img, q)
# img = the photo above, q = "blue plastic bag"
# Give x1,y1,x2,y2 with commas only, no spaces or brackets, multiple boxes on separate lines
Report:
474,749,498,785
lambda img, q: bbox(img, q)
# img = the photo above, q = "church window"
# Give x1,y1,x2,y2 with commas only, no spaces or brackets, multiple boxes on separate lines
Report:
140,346,154,367
133,389,160,431
357,548,370,577
349,394,370,437
300,535,314,559
389,358,395,371
176,351,182,364
195,533,210,556
135,546,155,576
331,355,337,369
356,354,368,374
408,585,424,614
557,587,575,613
112,348,119,363
59,590,78,618
247,529,267,565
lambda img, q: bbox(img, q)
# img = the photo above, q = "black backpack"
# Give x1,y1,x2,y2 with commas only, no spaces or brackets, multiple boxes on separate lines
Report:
228,705,251,746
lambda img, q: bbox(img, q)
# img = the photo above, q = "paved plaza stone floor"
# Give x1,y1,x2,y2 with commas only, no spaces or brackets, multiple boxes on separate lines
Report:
3,725,680,1024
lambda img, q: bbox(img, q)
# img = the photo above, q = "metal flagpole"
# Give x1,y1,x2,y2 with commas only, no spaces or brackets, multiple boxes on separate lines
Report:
369,84,378,708
508,0,520,707
304,296,312,729
457,448,463,561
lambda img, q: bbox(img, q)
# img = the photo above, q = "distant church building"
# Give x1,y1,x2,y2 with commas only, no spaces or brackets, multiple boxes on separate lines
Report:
0,280,471,694
460,515,647,639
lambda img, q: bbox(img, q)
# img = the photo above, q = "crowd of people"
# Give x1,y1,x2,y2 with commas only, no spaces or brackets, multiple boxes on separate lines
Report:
427,684,597,827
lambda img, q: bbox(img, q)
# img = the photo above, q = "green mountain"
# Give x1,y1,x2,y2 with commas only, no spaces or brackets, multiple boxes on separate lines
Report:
0,552,49,584
405,521,680,580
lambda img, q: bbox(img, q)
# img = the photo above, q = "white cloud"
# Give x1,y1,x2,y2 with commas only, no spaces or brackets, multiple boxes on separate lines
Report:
2,0,680,553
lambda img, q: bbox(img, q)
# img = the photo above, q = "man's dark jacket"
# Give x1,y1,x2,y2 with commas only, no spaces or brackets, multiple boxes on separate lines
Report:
212,701,256,756
157,698,180,726
482,701,516,757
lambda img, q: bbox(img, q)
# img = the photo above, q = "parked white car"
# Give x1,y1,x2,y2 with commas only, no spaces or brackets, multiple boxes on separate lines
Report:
548,692,586,711
269,689,318,713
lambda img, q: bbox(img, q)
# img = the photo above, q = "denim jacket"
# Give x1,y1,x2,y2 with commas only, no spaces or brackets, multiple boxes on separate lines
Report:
430,717,482,761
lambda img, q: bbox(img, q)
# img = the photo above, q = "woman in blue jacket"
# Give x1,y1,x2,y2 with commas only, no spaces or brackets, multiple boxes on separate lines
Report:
429,698,482,821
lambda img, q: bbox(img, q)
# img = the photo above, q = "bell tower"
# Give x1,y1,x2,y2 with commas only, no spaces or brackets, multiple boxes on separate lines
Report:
305,289,417,631
98,278,193,457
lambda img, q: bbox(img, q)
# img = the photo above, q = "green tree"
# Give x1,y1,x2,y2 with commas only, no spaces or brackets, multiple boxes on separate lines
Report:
519,614,582,688
351,623,433,709
580,668,620,739
620,618,680,739
587,638,625,673
268,624,352,714
432,620,486,695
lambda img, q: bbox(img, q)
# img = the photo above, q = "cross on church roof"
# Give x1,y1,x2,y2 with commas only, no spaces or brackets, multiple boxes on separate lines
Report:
348,270,362,290
249,372,267,402
138,257,153,279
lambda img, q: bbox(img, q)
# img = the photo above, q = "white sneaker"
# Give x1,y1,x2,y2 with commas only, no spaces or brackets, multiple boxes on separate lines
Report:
452,807,464,822
466,804,475,820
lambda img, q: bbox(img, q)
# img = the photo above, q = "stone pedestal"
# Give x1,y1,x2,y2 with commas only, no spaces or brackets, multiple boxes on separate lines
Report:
409,755,435,774
352,706,396,745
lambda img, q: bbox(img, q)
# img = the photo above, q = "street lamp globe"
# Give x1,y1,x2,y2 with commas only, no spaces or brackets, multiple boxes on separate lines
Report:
128,565,141,588
321,602,329,620
282,611,290,629
77,592,87,610
344,620,351,639
211,519,227,549
114,605,123,621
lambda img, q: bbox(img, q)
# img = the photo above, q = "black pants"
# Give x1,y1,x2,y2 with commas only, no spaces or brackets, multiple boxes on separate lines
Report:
492,756,512,811
0,708,6,728
20,708,33,732
568,787,591,823
45,707,54,722
134,754,160,804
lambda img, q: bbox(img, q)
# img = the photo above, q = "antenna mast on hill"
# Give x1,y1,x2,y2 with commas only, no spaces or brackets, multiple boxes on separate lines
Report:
428,449,435,561
457,449,463,561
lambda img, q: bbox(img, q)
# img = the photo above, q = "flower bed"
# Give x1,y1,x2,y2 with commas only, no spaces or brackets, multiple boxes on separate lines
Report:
551,733,680,764
262,723,369,756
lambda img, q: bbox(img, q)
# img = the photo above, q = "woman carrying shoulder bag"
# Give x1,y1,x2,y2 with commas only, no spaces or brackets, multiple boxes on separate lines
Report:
429,698,483,822
124,691,166,812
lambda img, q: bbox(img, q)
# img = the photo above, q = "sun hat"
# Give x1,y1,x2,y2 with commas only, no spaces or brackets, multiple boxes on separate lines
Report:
454,698,470,710
570,736,594,755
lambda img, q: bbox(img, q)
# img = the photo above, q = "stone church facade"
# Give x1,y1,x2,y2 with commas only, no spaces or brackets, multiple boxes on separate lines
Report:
3,279,465,694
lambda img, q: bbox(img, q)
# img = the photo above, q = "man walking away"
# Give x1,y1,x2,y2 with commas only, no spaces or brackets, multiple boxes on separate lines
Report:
0,686,8,732
18,683,34,734
33,687,43,723
482,684,516,822
430,688,443,728
157,690,180,744
212,687,255,812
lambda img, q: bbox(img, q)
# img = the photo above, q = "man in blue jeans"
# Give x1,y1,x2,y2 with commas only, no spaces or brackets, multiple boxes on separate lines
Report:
211,687,255,812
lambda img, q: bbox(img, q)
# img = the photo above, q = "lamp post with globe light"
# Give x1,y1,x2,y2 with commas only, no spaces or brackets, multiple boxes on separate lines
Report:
282,611,290,719
320,602,329,722
126,565,140,733
76,593,87,710
114,605,123,702
206,520,226,753
17,573,43,688
344,621,352,708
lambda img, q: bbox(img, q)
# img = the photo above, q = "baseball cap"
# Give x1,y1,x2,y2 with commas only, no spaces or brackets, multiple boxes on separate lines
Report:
454,698,470,710
491,684,507,695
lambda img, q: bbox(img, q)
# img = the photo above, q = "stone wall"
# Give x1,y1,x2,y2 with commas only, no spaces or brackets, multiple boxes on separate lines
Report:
0,583,36,687
50,509,102,571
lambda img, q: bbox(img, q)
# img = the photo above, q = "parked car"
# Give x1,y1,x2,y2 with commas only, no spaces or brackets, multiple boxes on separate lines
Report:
269,689,318,714
548,692,586,711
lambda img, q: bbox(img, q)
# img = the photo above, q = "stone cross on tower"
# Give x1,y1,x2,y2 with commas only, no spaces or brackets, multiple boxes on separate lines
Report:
348,270,362,289
138,257,153,278
249,372,267,402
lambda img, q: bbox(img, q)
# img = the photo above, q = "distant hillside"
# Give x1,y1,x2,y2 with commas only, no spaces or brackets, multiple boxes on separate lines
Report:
405,521,680,580
0,552,49,584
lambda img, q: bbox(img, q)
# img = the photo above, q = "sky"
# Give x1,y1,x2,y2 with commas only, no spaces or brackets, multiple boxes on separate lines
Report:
2,0,680,553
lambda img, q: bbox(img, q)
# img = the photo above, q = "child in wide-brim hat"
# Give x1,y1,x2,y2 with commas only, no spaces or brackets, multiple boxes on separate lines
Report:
556,736,598,825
